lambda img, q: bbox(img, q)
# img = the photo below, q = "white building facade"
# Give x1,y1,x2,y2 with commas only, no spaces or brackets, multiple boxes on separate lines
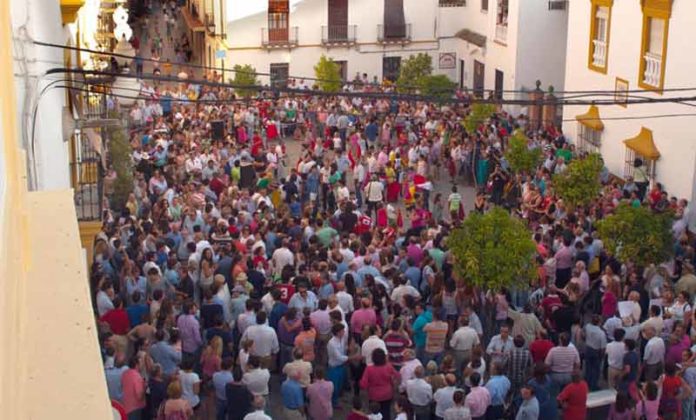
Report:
225,0,569,109
562,0,696,201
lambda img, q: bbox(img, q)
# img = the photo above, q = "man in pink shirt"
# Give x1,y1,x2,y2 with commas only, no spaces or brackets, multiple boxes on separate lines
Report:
350,298,377,343
464,372,491,420
121,356,146,418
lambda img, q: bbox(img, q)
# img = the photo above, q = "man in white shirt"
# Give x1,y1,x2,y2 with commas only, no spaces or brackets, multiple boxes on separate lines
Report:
406,366,433,418
243,395,272,420
606,329,627,389
449,317,480,378
361,326,387,366
399,349,423,392
240,312,279,370
271,240,294,277
335,282,354,314
642,325,665,381
444,390,472,420
363,175,384,217
434,374,460,419
242,356,271,397
391,275,421,305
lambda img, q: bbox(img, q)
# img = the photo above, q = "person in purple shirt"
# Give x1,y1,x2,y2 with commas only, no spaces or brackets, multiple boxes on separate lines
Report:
177,301,202,358
407,237,425,266
554,237,574,288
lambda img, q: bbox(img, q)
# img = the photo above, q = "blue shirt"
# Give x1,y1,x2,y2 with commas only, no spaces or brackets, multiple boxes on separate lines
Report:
270,301,288,330
357,265,381,286
148,341,182,376
212,370,234,401
281,379,305,409
126,303,149,327
412,310,433,348
289,291,318,312
365,123,378,141
486,375,511,406
105,365,128,401
405,266,422,290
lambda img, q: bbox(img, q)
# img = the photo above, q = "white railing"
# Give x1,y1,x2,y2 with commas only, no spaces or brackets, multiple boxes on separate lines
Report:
643,52,662,87
592,40,607,68
495,24,507,43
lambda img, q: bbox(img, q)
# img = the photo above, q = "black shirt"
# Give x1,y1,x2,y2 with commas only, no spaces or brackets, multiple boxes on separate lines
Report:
200,302,223,330
225,383,253,420
340,211,358,233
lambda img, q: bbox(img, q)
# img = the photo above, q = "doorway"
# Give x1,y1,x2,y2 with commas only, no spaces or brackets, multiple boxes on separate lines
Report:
459,59,466,88
473,60,485,97
494,69,504,99
383,56,401,82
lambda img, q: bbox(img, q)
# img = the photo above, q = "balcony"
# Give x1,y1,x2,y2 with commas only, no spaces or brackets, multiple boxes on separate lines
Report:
439,0,466,6
262,27,299,48
205,13,216,34
643,52,662,88
592,39,607,68
321,25,357,46
377,24,412,44
495,24,507,43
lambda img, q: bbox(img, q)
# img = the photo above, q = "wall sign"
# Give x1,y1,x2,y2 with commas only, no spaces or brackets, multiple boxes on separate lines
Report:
439,53,456,69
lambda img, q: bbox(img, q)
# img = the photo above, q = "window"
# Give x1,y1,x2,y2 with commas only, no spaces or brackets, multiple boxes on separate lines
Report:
638,0,672,91
577,124,602,154
439,0,466,6
587,0,612,73
382,56,401,82
495,0,508,43
481,0,488,12
270,63,289,87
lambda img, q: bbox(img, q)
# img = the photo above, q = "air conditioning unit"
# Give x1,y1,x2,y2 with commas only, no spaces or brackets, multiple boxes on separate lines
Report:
548,0,568,10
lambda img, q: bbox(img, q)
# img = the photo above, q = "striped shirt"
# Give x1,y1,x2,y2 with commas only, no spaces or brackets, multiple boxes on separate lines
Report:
545,346,580,373
424,321,449,354
384,332,412,368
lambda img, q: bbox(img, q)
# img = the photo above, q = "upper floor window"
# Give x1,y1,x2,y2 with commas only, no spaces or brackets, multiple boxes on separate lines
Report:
638,0,672,92
494,0,508,43
481,0,488,12
588,0,612,73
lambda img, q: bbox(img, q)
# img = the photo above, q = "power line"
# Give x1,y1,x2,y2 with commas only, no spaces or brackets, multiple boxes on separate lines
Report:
34,40,696,97
53,84,696,124
47,67,696,107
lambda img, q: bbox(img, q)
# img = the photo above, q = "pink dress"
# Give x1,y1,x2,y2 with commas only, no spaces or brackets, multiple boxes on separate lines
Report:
307,380,334,419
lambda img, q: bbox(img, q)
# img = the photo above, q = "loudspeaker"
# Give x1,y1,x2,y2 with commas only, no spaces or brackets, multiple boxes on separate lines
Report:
211,120,225,141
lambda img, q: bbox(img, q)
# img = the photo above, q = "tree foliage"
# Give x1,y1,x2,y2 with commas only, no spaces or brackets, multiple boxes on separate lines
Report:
463,103,496,133
313,55,342,93
108,125,133,212
232,64,260,98
447,207,537,290
596,203,674,267
420,74,457,101
504,130,542,174
552,153,603,207
396,53,433,93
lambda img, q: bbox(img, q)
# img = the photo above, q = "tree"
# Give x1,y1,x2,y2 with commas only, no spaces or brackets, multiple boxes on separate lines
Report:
420,74,457,101
313,55,342,93
396,53,433,93
108,124,133,212
232,64,259,98
447,207,537,290
552,153,603,208
463,103,496,133
596,204,674,267
504,130,542,174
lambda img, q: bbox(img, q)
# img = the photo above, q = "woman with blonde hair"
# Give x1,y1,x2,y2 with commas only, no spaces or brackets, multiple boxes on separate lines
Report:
200,336,223,383
160,380,193,419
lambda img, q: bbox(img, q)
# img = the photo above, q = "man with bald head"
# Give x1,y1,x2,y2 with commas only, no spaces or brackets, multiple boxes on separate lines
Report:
406,365,433,420
642,324,665,381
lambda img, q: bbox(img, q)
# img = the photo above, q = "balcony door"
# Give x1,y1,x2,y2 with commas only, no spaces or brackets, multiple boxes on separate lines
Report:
268,0,289,42
384,0,406,39
270,63,289,87
473,60,485,97
328,0,349,40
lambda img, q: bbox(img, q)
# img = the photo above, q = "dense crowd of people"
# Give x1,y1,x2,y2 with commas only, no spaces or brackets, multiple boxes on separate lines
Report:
95,2,696,420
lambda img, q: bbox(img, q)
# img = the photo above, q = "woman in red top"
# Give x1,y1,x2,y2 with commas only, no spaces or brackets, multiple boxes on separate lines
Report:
557,371,589,420
360,348,400,420
659,362,683,420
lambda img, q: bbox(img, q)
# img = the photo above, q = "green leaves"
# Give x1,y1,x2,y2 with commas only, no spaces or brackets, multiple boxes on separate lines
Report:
596,203,674,267
505,130,543,175
420,74,457,101
232,64,260,98
313,55,342,93
447,207,537,291
463,103,496,134
396,53,434,94
109,126,133,212
552,153,603,207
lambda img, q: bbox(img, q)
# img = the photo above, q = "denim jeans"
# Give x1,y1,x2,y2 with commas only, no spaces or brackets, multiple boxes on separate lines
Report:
215,398,227,420
585,347,602,391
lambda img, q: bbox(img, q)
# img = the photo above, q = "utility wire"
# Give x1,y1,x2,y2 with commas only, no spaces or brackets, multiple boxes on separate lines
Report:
34,40,696,97
47,67,696,107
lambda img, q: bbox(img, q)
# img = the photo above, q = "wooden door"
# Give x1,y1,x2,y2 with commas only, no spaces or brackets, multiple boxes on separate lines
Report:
494,69,504,99
268,0,289,42
328,0,348,40
459,59,466,88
